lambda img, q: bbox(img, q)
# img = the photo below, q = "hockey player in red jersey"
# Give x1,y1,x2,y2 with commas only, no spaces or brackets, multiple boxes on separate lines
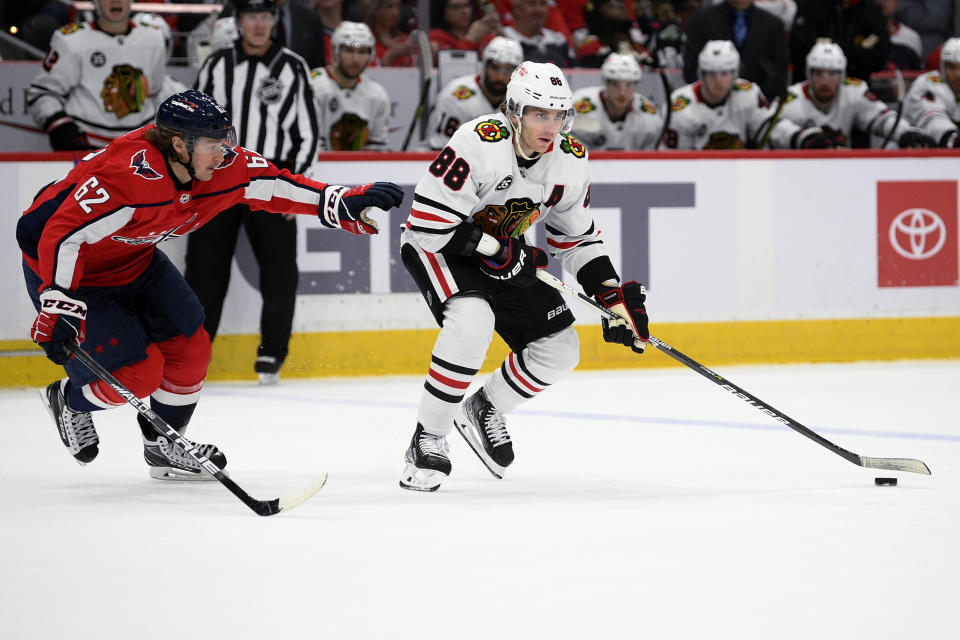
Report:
18,90,404,480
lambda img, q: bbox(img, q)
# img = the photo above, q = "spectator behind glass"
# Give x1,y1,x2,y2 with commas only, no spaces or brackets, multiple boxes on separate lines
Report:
897,0,953,60
684,0,789,100
360,0,415,66
429,0,502,59
501,0,572,67
315,0,344,64
877,0,921,70
790,0,890,83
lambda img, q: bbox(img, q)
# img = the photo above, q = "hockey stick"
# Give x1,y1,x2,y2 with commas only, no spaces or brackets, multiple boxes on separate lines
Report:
401,29,433,151
64,343,327,515
535,270,932,475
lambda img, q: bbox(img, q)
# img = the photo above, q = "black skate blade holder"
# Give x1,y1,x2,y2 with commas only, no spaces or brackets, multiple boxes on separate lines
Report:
65,343,327,515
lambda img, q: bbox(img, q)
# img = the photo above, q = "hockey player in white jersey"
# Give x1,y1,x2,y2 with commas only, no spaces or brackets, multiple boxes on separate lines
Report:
425,36,524,151
665,40,833,150
570,53,663,150
28,0,166,150
904,37,960,148
781,42,933,149
398,62,649,491
309,21,390,151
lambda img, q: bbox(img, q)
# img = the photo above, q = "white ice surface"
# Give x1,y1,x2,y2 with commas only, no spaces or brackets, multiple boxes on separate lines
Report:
1,361,958,639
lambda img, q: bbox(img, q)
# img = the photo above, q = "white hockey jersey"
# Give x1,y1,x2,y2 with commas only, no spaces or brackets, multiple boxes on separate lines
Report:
309,67,390,151
28,21,166,146
665,79,800,150
426,74,502,151
903,70,960,145
570,85,663,150
404,113,610,280
780,77,907,147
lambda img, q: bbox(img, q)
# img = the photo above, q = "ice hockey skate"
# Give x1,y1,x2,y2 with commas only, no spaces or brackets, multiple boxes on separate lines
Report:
400,424,452,492
454,388,514,479
40,380,99,465
255,355,281,385
141,415,227,481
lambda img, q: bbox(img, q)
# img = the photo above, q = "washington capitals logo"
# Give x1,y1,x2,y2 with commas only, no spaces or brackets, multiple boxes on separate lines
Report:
217,143,238,169
130,149,162,180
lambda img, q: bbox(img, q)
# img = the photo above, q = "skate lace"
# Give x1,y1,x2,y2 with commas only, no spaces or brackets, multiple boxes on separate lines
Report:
159,436,217,469
482,408,510,447
418,431,450,457
64,408,98,448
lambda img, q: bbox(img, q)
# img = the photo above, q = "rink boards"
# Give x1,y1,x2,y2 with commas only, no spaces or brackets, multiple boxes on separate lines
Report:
1,150,958,385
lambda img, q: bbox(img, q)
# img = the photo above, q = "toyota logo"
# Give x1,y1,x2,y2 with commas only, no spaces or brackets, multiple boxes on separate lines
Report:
888,208,947,260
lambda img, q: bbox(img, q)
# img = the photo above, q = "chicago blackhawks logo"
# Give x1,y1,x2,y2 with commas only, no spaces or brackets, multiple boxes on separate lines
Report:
129,149,162,180
640,99,658,114
559,133,586,158
100,64,149,119
704,131,745,150
453,85,476,100
733,79,753,91
574,97,596,114
473,197,540,237
474,119,509,142
330,113,370,150
672,95,691,111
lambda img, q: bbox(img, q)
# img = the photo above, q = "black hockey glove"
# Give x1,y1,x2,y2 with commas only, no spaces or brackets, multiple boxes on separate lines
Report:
595,281,649,354
898,130,935,149
31,287,87,365
44,112,95,151
791,127,836,149
320,182,404,235
477,237,547,287
938,131,959,148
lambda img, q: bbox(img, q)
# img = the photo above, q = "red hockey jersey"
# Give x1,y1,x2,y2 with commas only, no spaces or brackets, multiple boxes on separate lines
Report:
18,125,331,292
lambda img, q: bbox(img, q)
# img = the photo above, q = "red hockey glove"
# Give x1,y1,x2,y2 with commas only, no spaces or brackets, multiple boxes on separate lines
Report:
477,237,548,287
595,281,649,354
320,182,404,235
31,288,87,364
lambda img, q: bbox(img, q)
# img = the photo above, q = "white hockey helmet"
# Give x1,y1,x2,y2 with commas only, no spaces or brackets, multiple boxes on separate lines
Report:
332,21,376,59
698,40,740,76
601,52,642,83
482,36,524,68
806,41,847,76
134,12,172,56
940,37,960,76
505,61,575,132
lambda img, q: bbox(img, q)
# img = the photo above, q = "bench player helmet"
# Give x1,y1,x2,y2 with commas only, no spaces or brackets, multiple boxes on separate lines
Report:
482,36,524,69
155,90,237,151
698,40,740,78
806,41,847,78
505,61,575,133
940,37,960,77
332,21,376,61
601,52,642,83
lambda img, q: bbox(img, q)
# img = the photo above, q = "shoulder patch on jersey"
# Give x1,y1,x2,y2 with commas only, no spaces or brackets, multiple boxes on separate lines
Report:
640,99,658,114
59,23,81,35
843,77,864,86
311,69,322,78
671,95,691,111
733,79,753,91
452,85,476,100
558,132,586,158
474,119,510,142
785,91,798,103
129,149,162,180
574,97,596,114
217,144,238,169
930,73,945,84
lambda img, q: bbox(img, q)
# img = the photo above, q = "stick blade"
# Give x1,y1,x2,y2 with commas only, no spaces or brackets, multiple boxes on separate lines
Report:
278,472,328,513
861,456,931,475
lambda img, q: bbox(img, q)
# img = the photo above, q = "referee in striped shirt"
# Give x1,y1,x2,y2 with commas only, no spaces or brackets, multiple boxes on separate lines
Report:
185,0,319,384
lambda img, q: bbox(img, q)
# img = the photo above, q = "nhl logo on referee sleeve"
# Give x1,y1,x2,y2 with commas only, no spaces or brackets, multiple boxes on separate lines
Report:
258,77,284,104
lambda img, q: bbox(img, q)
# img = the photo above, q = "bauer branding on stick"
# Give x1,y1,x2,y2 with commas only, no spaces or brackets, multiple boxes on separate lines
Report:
875,477,897,486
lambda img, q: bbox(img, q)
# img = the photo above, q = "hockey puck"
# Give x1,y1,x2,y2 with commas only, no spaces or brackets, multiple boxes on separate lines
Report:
874,477,897,486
